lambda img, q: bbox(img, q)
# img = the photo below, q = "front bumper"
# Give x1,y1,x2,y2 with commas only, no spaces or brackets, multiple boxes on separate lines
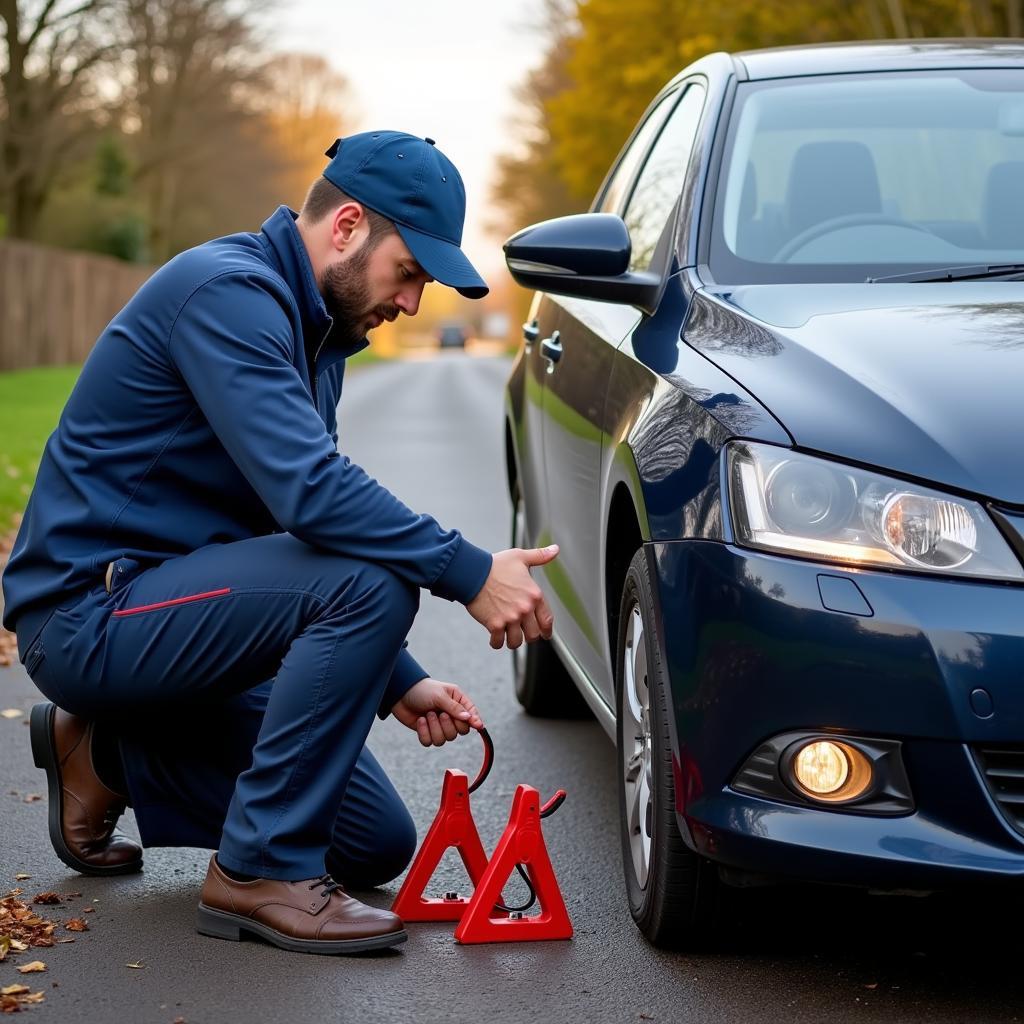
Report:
651,539,1024,888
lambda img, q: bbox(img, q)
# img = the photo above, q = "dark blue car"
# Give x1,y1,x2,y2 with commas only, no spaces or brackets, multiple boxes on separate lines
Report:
501,40,1024,947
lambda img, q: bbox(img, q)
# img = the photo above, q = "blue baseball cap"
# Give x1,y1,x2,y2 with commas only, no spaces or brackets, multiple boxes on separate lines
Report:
323,131,488,299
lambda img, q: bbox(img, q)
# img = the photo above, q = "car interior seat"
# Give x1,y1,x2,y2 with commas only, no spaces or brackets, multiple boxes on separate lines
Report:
982,160,1024,249
782,141,883,245
734,162,767,258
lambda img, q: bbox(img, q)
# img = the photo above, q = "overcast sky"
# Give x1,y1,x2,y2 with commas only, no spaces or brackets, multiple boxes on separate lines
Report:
276,0,545,278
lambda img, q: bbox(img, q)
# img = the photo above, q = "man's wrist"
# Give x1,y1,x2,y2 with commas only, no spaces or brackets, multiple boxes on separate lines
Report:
391,675,430,712
431,537,492,604
377,648,430,720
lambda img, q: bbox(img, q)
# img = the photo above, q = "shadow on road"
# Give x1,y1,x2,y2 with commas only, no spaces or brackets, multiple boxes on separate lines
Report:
683,881,1024,1014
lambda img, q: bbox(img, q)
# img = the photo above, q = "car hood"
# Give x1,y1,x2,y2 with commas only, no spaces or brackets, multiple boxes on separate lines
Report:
686,283,1024,504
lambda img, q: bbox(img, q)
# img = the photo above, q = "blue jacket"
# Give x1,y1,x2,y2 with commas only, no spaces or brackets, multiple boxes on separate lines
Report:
1,207,493,706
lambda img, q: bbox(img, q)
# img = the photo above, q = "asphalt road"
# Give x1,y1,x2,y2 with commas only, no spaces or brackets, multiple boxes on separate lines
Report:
2,352,1023,1023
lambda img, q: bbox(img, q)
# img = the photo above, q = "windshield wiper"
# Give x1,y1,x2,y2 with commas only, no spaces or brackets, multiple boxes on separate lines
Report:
868,263,1024,283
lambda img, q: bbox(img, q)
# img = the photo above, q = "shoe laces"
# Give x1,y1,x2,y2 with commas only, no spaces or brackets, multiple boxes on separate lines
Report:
307,874,343,899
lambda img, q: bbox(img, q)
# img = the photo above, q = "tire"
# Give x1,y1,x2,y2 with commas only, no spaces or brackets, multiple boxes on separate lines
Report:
509,480,589,718
616,548,722,947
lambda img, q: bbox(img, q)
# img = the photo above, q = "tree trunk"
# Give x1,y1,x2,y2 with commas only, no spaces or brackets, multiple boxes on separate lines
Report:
1,0,31,237
1007,0,1023,35
8,177,37,238
958,0,979,34
862,0,889,37
884,0,909,36
973,0,995,34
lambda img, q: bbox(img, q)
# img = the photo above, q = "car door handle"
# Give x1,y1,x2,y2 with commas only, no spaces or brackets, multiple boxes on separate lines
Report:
540,331,562,368
522,319,539,348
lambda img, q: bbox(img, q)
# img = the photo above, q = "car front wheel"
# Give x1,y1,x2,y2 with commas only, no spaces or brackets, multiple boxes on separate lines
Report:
616,548,721,947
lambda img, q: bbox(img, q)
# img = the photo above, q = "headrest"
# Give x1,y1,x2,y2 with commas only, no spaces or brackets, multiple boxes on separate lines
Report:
982,161,1024,249
784,141,882,235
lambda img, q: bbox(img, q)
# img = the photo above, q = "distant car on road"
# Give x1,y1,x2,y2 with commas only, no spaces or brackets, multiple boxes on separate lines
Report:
502,40,1024,948
437,322,468,349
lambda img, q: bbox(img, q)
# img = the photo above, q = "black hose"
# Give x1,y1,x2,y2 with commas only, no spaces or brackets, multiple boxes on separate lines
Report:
468,727,493,795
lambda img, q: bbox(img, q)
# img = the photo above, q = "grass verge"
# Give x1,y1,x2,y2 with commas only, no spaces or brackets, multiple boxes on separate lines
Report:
0,349,388,532
0,365,81,533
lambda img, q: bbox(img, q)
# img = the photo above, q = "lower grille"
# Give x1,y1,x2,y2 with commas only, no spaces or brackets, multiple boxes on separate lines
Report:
974,746,1024,836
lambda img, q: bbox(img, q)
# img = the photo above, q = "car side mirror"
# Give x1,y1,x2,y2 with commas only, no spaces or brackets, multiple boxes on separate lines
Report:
503,213,662,314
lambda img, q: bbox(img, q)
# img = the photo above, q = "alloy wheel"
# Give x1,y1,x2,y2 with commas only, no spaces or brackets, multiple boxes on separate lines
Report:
621,601,653,889
511,496,527,690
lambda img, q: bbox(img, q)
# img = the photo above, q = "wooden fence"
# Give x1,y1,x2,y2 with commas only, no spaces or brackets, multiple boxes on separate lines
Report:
0,240,154,372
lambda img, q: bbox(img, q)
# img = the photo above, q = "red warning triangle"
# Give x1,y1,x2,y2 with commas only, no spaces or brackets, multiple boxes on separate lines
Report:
391,769,492,922
454,784,573,943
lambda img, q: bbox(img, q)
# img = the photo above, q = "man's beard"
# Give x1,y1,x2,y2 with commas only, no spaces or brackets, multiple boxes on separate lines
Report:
318,243,398,347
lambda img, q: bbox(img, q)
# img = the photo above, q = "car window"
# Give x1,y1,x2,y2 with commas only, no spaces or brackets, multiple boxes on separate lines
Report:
710,69,1024,283
622,82,707,274
597,91,679,216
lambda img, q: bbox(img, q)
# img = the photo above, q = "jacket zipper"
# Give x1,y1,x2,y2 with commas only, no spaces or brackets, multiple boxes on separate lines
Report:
310,334,327,407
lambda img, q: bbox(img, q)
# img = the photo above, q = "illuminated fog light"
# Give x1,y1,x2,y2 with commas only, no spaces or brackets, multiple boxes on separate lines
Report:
791,740,872,803
795,741,849,794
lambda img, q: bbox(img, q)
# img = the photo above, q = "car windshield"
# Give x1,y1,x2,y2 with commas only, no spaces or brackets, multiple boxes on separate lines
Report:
709,69,1024,283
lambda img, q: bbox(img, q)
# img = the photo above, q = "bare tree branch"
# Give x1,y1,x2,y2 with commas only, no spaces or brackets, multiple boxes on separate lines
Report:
117,0,281,257
24,0,62,50
0,0,120,236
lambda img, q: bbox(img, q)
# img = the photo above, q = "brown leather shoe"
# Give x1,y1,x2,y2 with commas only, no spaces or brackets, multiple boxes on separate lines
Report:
196,854,407,955
29,702,143,876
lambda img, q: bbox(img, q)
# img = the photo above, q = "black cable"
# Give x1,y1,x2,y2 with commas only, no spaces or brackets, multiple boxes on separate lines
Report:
468,727,493,795
494,864,537,914
493,791,567,914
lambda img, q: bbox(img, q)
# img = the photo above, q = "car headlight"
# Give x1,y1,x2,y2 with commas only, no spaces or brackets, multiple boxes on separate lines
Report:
727,442,1023,580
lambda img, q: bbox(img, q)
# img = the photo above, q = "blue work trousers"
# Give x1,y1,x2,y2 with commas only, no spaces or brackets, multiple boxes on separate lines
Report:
23,534,421,883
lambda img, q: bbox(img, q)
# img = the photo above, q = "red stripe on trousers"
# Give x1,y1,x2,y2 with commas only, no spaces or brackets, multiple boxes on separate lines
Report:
112,588,232,617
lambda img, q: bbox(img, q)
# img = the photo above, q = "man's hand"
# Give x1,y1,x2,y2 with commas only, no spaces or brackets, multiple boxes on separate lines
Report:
392,677,484,747
467,545,558,650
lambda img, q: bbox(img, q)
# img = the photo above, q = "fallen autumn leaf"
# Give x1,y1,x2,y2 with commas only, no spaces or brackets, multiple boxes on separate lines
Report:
64,919,88,932
0,892,58,953
1,710,21,720
0,987,45,1012
15,962,45,974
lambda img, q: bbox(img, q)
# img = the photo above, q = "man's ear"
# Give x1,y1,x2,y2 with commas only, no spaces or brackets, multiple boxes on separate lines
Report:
330,202,367,254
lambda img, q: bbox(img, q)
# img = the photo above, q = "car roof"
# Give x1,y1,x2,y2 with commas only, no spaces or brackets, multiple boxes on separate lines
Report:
732,39,1024,80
